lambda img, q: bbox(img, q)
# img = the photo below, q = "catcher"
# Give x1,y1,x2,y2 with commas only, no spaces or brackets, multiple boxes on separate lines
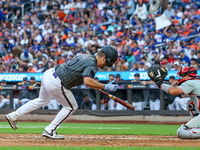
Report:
148,65,200,139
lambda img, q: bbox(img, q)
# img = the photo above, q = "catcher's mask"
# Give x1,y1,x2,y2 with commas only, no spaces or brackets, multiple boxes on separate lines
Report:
177,67,199,77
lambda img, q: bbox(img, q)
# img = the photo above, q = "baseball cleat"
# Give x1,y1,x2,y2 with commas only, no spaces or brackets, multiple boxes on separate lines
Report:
42,130,65,140
5,114,18,130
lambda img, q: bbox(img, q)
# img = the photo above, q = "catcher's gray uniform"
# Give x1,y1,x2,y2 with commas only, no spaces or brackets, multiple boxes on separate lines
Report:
177,80,200,139
8,54,98,135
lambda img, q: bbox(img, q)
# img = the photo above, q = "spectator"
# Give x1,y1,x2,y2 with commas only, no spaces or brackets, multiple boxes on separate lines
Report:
20,51,34,64
168,52,175,64
50,48,58,60
90,77,106,110
29,76,39,100
165,75,179,110
179,50,191,66
9,58,19,72
14,77,30,108
17,65,25,73
27,63,36,73
163,4,175,18
10,0,22,20
0,79,10,109
130,62,138,71
162,56,172,70
196,50,200,64
138,62,145,71
126,0,135,20
107,20,118,33
191,58,198,69
171,61,181,70
101,7,113,26
126,49,135,65
80,94,93,110
131,73,145,110
97,0,106,11
174,94,190,111
91,19,101,35
108,74,127,110
93,4,102,25
36,61,44,72
142,80,161,110
188,49,198,60
41,56,49,72
150,51,160,65
20,35,29,47
133,0,147,20
4,50,13,64
149,0,161,16
0,0,199,74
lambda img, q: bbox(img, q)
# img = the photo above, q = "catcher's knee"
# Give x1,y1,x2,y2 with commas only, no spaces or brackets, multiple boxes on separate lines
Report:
177,124,200,139
187,99,200,117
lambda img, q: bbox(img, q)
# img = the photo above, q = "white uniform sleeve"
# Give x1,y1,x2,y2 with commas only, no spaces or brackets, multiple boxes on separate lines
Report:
178,81,195,95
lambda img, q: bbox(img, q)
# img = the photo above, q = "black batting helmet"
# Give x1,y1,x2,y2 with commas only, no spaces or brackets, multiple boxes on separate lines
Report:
102,45,118,67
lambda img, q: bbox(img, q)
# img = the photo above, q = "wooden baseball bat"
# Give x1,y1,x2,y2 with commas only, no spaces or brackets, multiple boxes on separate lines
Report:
97,89,135,111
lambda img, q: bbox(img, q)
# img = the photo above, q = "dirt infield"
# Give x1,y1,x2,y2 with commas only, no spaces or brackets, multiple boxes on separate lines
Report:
0,134,199,147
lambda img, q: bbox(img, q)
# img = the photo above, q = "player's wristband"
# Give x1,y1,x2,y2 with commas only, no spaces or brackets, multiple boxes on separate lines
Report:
104,84,108,90
155,80,163,88
161,84,172,93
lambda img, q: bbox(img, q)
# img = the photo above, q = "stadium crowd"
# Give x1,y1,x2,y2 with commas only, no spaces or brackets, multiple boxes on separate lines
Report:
0,0,199,73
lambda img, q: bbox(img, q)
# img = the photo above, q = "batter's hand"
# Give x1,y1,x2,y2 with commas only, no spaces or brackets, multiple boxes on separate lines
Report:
104,83,118,92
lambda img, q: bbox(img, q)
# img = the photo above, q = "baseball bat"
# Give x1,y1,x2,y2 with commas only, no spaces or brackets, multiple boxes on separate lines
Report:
97,89,135,111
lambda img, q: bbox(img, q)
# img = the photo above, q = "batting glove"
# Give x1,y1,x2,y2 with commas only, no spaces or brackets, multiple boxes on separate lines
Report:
104,84,118,92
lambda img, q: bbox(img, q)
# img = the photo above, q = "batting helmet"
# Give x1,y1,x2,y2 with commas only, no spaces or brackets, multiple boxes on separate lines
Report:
102,45,118,67
177,67,199,77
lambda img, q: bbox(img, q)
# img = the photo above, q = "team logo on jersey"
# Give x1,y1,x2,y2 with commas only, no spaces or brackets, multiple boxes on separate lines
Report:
82,55,88,60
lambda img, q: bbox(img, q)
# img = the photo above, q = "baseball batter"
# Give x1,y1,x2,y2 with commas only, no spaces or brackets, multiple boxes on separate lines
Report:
148,66,200,139
5,46,118,139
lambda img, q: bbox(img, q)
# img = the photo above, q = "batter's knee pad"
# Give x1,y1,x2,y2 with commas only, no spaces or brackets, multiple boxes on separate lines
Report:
177,124,200,139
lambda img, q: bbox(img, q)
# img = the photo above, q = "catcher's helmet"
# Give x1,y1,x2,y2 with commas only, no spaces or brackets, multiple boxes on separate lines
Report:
102,45,118,67
177,67,199,77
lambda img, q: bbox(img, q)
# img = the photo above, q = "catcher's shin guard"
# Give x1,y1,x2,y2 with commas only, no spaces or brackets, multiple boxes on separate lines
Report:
187,99,200,117
177,124,200,139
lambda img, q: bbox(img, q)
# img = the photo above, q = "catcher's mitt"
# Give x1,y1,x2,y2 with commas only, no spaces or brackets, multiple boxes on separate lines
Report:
147,65,168,87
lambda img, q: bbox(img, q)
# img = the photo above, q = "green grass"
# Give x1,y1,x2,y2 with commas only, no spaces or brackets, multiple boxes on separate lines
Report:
0,122,197,149
0,122,179,136
0,147,199,150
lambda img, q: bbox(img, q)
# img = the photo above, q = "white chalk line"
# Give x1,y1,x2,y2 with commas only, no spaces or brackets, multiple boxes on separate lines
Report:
0,125,131,129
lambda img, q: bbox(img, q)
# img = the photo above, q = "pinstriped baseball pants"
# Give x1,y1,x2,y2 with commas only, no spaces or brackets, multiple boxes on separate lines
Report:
8,68,78,134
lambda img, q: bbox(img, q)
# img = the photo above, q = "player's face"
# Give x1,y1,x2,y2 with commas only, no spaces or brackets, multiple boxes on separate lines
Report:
0,82,6,86
30,79,35,84
109,76,114,82
99,57,107,69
